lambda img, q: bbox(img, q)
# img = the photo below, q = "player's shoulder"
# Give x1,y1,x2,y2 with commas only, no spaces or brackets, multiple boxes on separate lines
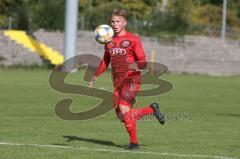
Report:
126,32,142,43
126,32,140,39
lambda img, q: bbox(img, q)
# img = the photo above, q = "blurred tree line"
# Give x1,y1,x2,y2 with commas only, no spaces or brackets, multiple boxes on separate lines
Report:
1,0,240,38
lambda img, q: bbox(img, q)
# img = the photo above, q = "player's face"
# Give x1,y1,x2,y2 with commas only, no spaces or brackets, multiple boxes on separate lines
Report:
111,15,127,35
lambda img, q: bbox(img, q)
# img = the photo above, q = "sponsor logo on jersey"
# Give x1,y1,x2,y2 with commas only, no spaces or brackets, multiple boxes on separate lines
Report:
120,40,131,48
110,48,127,56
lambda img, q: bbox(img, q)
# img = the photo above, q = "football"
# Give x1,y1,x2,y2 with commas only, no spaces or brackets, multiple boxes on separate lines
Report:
94,24,114,44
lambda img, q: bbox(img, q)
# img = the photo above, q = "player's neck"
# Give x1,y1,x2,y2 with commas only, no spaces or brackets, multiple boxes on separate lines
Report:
116,30,127,36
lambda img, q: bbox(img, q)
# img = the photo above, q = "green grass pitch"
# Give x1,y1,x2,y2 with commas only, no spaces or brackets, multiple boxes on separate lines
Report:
0,68,239,159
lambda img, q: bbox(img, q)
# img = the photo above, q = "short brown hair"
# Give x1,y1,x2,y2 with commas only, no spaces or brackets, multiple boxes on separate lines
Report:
111,9,127,19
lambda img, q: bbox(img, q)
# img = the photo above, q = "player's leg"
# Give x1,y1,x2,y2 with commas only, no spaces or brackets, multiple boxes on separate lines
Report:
120,77,165,124
119,80,154,121
114,79,165,150
117,80,142,149
114,97,139,150
126,103,165,124
116,102,165,124
118,104,139,150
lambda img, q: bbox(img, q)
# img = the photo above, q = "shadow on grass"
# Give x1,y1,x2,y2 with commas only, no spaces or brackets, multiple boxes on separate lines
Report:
216,113,240,118
63,135,127,148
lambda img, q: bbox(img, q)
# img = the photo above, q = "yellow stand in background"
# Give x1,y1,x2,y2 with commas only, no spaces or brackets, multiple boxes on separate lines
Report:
150,49,155,75
3,30,64,65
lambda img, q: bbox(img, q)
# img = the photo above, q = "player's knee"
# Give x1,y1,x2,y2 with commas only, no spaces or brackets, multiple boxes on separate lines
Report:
119,106,130,114
117,112,124,122
117,109,130,122
118,111,129,122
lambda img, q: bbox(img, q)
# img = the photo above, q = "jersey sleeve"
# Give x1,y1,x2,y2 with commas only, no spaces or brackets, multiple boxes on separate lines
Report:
94,46,110,77
134,36,147,69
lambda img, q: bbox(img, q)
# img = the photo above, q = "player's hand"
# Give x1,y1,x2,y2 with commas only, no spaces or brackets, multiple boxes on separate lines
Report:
129,62,141,72
88,76,97,90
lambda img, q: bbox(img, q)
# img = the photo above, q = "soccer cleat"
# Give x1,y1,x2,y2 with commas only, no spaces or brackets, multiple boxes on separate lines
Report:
126,143,139,150
151,103,165,125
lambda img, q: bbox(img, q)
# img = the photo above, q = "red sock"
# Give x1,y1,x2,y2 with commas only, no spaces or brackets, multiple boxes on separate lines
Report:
130,106,154,121
123,105,154,144
123,112,138,144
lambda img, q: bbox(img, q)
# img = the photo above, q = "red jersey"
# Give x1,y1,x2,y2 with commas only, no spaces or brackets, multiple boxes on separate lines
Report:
94,32,147,87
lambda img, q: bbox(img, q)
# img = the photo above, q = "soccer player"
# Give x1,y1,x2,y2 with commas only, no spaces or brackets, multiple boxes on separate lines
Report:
88,8,165,150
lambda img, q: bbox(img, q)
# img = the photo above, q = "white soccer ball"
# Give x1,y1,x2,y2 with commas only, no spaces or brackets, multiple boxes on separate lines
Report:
94,24,114,44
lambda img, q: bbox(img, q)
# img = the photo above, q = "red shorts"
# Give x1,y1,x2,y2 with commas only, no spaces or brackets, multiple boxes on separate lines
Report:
114,76,141,115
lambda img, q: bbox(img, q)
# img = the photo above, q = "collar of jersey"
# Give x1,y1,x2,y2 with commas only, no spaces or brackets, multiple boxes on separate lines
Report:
114,32,130,38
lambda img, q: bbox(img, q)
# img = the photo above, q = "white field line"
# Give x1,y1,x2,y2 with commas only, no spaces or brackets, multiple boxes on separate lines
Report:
0,141,238,159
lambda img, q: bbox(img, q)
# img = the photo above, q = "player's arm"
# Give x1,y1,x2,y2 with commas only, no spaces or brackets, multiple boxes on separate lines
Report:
88,49,110,89
129,36,147,71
